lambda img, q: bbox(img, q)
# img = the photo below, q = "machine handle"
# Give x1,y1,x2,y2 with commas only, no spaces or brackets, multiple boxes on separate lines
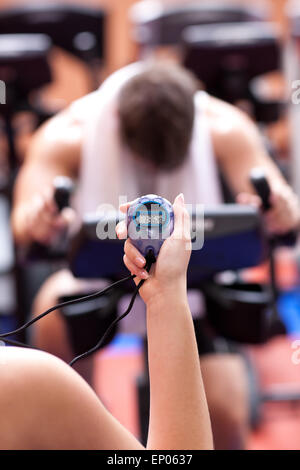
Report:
22,177,75,262
249,168,272,212
53,176,74,212
249,168,297,247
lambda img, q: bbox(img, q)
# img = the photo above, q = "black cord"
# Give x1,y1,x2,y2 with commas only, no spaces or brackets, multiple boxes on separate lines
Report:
69,279,145,367
0,250,156,366
69,250,155,366
0,274,135,340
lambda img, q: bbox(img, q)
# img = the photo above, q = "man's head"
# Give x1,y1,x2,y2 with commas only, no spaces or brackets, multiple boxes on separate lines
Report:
118,62,198,171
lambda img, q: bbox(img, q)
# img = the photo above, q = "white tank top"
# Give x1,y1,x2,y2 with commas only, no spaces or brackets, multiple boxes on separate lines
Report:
70,62,223,215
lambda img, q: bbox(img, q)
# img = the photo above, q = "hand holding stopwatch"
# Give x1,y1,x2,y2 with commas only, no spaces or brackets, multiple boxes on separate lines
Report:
126,195,175,262
2,195,175,367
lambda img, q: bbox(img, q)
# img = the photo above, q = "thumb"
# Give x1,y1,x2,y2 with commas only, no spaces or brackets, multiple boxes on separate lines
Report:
174,193,185,207
60,207,77,226
172,193,190,241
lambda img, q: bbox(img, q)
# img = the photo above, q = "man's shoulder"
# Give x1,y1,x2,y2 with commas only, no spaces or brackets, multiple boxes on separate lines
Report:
30,108,82,163
204,94,259,162
68,90,100,120
205,95,254,141
206,95,247,127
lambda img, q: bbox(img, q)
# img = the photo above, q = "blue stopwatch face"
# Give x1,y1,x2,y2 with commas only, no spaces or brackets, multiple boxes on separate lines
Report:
133,201,169,228
127,195,174,258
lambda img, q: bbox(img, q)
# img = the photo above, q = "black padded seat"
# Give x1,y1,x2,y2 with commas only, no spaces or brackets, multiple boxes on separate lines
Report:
130,0,266,47
0,4,105,64
182,22,282,122
0,34,52,176
0,34,52,108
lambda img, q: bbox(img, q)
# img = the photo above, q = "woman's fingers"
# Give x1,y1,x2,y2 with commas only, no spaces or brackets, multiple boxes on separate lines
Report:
124,239,146,268
116,220,127,239
121,234,148,279
236,192,262,208
117,199,140,238
123,254,149,280
44,187,59,215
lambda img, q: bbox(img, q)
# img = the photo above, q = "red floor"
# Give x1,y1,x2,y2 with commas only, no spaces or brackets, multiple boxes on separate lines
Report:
94,335,300,450
94,345,144,439
247,336,300,450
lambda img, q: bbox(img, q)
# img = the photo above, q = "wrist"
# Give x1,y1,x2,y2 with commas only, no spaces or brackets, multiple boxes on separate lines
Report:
145,279,188,311
11,208,30,245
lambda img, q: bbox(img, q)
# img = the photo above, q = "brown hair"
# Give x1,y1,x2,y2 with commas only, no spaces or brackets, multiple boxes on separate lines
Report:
118,62,198,171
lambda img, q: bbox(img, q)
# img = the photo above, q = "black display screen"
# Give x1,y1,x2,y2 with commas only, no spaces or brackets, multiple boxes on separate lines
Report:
134,203,167,227
139,213,163,225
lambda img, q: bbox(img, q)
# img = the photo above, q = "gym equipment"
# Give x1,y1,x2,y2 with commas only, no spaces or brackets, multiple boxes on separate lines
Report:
0,34,53,340
130,1,265,52
58,289,122,358
286,4,300,198
19,176,75,264
201,168,297,345
250,168,297,327
13,176,75,341
0,6,106,336
68,203,267,285
0,4,106,88
0,34,52,179
182,21,283,124
0,4,106,354
0,194,17,336
131,2,282,125
0,4,106,187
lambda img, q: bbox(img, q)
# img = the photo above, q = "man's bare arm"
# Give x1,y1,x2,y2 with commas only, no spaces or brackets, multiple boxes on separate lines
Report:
12,111,81,245
209,97,300,233
209,97,286,194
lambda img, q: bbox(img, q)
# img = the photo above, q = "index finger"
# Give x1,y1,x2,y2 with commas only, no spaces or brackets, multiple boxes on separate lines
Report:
119,198,139,214
116,199,139,239
116,220,127,240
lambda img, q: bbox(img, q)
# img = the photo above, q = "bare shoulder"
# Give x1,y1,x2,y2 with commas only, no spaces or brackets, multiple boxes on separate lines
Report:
28,106,83,175
205,95,261,159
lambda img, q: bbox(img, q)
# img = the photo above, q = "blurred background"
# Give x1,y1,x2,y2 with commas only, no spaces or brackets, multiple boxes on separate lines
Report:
2,0,300,450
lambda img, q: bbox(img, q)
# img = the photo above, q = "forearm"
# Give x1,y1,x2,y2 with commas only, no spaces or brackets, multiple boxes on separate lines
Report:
11,205,31,245
213,101,289,197
12,116,80,245
11,166,51,245
12,163,73,245
145,285,213,450
220,145,287,198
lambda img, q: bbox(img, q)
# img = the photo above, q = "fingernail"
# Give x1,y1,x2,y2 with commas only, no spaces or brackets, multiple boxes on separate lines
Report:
136,257,146,268
141,270,149,279
176,193,185,205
